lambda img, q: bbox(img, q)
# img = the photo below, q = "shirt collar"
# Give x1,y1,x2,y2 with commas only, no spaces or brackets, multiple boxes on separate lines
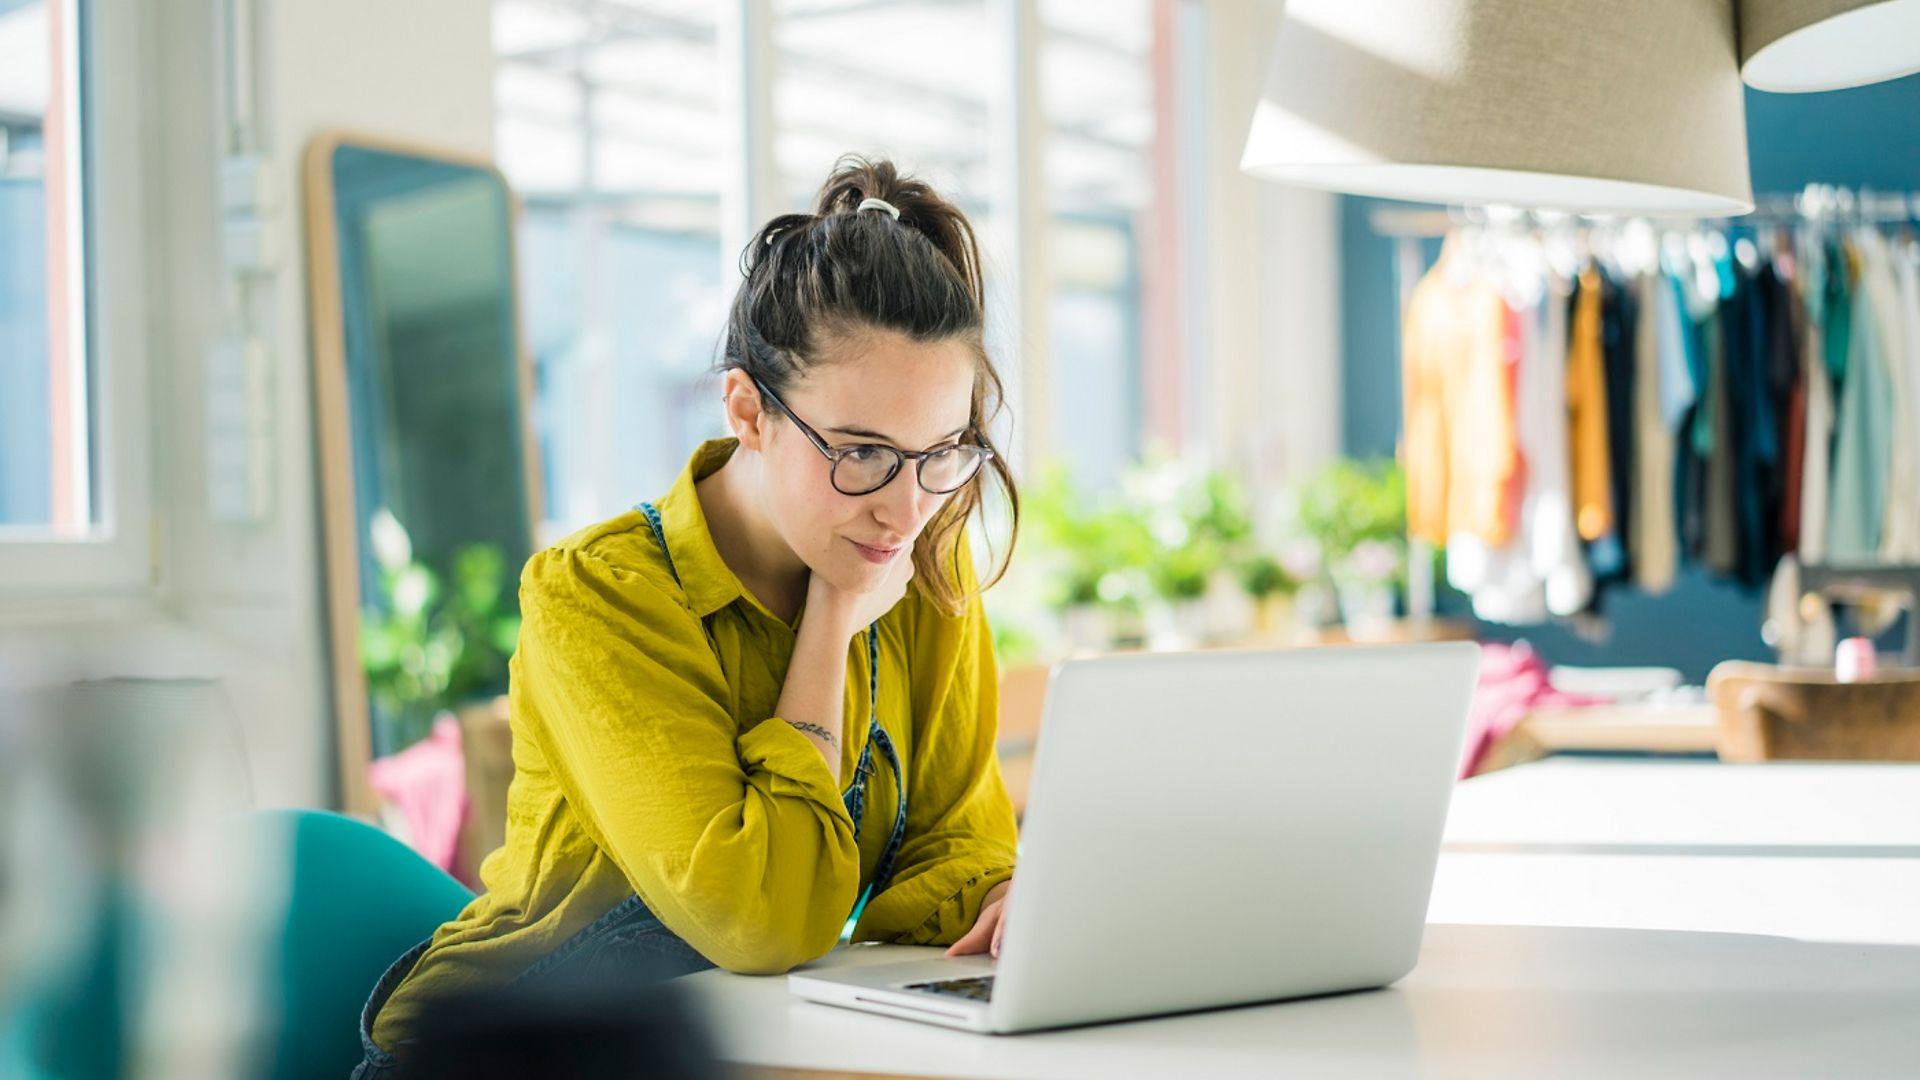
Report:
653,437,803,627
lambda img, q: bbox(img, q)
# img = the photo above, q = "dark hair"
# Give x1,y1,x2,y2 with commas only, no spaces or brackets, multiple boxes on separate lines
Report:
718,155,1018,616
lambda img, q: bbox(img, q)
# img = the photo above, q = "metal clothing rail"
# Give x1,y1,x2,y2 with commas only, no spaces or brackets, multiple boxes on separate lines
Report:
1366,183,1920,239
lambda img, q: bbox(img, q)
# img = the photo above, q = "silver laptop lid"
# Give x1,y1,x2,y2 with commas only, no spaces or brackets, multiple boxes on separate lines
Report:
986,642,1480,1032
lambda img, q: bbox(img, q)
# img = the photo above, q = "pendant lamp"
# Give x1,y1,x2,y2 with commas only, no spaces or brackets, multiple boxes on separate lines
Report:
1739,0,1920,91
1240,0,1754,216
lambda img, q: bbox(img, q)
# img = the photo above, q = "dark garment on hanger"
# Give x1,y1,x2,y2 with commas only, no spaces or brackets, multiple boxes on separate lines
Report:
1727,257,1781,589
1670,273,1708,571
1767,258,1804,557
1598,266,1637,586
1702,301,1740,577
1823,237,1853,389
1781,315,1808,555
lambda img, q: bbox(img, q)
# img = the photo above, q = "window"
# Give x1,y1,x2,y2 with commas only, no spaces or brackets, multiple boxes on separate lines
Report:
491,0,1174,532
1040,0,1153,493
0,0,149,597
771,0,994,213
0,0,90,537
493,0,731,539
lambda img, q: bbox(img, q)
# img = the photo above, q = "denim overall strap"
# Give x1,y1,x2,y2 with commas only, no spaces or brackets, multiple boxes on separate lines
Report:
842,624,908,936
633,501,908,931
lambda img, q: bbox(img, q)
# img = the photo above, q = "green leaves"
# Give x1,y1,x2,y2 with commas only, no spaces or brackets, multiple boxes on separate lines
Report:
1292,458,1408,587
359,510,521,754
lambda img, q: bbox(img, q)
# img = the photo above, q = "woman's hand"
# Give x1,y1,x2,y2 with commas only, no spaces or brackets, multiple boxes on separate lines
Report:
944,879,1011,959
804,545,916,641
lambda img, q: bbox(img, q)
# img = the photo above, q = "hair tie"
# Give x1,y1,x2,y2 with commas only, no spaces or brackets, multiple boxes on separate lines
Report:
857,196,901,221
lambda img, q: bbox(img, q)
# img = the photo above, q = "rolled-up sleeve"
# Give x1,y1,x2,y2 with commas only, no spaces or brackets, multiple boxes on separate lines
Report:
852,543,1019,945
517,545,860,973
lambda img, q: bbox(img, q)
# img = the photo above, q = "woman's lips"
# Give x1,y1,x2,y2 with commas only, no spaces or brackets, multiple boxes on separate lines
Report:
850,539,903,564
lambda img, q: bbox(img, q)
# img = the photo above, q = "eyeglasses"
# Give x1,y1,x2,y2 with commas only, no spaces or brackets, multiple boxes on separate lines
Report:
750,375,994,497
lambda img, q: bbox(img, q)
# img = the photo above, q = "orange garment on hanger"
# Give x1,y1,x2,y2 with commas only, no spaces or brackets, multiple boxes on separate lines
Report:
1568,266,1614,542
1401,243,1521,548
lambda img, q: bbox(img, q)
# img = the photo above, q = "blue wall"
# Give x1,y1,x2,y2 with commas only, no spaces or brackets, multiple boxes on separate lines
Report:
1339,73,1920,681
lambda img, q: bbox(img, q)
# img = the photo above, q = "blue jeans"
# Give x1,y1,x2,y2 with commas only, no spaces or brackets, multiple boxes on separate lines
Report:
352,893,716,1078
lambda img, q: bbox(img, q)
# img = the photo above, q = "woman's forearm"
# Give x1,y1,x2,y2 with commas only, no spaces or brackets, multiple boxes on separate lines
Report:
776,616,854,782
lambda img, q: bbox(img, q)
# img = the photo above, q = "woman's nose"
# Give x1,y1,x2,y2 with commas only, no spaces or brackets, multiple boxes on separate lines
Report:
873,470,928,534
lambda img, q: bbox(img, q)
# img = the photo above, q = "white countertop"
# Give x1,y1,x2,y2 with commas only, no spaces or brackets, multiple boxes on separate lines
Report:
680,759,1920,1078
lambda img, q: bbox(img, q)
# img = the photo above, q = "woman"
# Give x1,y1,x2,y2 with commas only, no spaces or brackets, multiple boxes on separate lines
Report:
353,157,1021,1074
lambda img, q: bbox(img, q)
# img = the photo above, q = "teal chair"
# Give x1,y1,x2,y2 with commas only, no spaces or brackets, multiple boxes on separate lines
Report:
256,809,474,1079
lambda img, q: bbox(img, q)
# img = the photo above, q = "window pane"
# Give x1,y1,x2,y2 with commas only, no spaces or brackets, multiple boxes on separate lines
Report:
1042,0,1153,494
0,0,91,536
493,0,729,538
771,0,994,213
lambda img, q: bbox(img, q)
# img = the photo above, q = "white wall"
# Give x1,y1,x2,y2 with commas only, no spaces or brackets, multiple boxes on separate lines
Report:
0,0,496,808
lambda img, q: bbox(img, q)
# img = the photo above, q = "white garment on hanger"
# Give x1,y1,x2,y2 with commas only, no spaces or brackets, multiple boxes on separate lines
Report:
1527,269,1591,618
1633,270,1677,593
1829,228,1898,562
1887,236,1920,561
1798,234,1834,565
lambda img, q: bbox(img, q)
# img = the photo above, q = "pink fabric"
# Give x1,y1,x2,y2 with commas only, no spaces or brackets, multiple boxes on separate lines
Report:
1457,642,1604,779
368,714,470,876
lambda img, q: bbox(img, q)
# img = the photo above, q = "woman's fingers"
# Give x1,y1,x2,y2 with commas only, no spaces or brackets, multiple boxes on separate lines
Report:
990,906,1006,958
944,899,1001,957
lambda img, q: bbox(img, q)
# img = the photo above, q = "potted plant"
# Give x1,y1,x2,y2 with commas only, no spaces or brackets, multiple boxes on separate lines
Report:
360,509,522,756
1238,552,1296,639
1119,456,1254,650
1292,459,1407,643
1025,467,1154,654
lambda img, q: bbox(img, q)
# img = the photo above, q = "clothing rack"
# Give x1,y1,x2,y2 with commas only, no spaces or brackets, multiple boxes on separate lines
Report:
1373,183,1920,641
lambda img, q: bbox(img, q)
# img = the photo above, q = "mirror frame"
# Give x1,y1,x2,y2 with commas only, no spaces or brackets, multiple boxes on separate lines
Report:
302,131,544,814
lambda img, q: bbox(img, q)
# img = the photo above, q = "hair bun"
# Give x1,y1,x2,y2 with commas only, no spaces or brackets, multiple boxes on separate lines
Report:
814,155,983,309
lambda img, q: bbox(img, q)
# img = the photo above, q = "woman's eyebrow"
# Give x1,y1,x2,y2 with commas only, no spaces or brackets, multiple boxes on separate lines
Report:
826,423,969,447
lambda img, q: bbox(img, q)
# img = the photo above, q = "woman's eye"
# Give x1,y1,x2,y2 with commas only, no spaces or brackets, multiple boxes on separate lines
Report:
845,445,886,463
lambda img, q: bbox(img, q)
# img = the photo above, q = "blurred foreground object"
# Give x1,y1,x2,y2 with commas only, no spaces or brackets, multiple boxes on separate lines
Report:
1,679,272,1078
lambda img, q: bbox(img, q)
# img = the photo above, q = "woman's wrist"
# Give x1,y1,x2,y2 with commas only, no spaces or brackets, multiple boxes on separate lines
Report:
797,600,860,648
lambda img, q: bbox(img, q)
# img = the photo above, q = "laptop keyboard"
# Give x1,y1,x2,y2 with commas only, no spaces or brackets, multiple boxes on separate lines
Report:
903,975,996,1002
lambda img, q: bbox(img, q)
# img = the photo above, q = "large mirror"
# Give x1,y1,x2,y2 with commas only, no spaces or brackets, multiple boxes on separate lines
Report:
304,134,540,815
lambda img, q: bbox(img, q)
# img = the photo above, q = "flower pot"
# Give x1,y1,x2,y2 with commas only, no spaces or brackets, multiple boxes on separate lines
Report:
1254,593,1297,641
1337,581,1397,642
1061,604,1112,654
1147,597,1209,651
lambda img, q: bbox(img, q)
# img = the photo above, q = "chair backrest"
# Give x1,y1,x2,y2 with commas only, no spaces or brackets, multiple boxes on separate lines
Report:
1709,660,1920,761
255,808,474,1079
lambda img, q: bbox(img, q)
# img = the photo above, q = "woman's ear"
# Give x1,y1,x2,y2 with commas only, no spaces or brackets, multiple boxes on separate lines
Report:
722,369,769,452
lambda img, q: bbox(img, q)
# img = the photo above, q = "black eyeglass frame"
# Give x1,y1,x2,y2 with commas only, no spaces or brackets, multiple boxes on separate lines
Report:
748,374,994,497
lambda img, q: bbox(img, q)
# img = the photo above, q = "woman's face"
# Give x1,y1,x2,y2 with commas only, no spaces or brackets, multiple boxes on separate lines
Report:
750,330,978,594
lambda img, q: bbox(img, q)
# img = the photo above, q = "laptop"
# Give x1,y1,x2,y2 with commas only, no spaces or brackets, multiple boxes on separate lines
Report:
787,641,1481,1034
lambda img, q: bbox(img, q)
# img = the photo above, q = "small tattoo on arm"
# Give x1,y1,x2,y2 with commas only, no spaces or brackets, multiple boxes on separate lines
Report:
788,720,838,750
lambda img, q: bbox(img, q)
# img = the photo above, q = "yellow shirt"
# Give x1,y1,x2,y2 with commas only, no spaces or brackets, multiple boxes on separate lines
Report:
373,438,1018,1049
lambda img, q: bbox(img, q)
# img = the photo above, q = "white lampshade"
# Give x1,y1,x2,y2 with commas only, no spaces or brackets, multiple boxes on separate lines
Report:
1739,0,1920,92
1240,0,1754,216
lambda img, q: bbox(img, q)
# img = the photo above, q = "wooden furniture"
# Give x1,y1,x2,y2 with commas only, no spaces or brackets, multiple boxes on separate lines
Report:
1468,701,1720,776
455,694,514,884
1708,660,1920,762
688,759,1920,1078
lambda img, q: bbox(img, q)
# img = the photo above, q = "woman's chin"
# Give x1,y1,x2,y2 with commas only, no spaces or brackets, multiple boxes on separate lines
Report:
808,556,879,594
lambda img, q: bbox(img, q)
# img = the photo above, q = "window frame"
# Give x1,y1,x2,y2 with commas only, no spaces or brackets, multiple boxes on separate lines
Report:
0,0,156,600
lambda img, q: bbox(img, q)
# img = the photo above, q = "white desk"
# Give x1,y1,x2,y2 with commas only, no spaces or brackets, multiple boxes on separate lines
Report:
682,760,1920,1078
